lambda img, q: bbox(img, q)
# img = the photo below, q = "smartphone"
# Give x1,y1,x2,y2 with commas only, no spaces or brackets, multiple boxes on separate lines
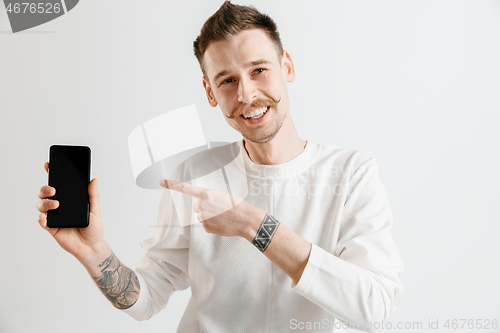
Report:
47,145,91,228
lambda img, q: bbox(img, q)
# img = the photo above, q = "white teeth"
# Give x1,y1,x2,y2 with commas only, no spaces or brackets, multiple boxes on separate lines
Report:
244,107,268,119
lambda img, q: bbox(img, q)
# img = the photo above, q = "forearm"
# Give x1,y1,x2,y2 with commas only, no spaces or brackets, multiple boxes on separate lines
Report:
243,211,312,285
290,243,401,332
78,243,140,310
244,213,401,331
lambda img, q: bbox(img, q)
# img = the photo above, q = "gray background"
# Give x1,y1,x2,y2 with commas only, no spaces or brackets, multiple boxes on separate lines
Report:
1,0,499,332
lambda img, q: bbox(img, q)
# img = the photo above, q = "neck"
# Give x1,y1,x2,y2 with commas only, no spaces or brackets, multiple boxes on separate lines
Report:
242,114,307,165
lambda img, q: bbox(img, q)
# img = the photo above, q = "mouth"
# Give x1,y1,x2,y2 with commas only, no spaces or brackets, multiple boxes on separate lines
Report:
240,106,270,124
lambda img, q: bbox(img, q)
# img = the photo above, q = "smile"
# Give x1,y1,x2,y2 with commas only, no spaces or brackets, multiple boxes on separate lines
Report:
240,106,270,124
242,106,269,119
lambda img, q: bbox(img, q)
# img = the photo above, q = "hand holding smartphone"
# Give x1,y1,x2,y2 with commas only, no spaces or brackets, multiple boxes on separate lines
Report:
47,145,91,228
37,145,109,264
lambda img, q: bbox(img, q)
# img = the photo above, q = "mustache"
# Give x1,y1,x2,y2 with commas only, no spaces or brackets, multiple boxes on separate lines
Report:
226,96,281,119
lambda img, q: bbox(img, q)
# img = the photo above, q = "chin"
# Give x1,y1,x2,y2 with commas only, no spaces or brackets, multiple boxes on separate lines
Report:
242,127,281,144
237,108,288,144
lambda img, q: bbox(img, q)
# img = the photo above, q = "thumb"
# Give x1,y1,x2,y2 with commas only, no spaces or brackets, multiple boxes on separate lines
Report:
88,178,100,212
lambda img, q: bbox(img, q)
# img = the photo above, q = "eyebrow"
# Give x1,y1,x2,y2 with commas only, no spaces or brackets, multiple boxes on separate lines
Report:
212,59,272,83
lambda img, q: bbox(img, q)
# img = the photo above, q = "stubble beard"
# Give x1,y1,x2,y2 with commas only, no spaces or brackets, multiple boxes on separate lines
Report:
240,108,287,144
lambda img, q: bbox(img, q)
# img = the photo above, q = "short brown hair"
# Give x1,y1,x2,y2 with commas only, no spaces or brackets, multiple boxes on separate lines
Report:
193,1,284,81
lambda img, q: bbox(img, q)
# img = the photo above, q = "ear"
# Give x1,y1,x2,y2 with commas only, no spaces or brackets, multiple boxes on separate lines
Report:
282,50,295,83
202,77,218,107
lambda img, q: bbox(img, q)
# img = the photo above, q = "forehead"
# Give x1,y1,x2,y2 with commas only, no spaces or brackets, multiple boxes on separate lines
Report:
204,29,280,81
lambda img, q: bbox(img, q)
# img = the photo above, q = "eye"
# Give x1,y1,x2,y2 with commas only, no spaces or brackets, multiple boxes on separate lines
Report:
222,78,234,85
253,68,265,75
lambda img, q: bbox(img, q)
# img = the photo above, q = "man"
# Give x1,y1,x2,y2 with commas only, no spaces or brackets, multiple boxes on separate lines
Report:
37,2,404,332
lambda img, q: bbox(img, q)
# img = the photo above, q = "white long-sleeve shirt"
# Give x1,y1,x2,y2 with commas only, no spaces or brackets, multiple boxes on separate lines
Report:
120,139,404,333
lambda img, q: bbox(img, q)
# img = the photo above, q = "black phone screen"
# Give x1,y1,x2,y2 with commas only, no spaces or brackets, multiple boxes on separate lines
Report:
47,145,91,228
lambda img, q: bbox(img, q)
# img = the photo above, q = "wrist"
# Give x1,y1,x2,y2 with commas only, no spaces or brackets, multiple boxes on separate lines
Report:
242,205,267,242
248,213,281,253
77,241,112,276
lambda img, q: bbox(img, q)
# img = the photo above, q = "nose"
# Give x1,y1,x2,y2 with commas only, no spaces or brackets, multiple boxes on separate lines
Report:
237,76,258,105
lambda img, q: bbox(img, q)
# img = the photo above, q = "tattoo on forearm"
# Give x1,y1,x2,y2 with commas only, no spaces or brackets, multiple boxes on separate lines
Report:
91,252,140,310
251,213,281,253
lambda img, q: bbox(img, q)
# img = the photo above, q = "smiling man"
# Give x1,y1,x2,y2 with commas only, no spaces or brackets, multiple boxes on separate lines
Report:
37,1,404,332
200,27,296,150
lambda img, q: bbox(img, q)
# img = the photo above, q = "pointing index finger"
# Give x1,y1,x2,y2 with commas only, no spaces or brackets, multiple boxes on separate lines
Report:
161,179,204,198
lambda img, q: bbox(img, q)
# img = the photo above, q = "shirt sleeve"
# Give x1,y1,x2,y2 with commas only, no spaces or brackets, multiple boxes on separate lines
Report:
291,157,404,333
119,185,191,321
